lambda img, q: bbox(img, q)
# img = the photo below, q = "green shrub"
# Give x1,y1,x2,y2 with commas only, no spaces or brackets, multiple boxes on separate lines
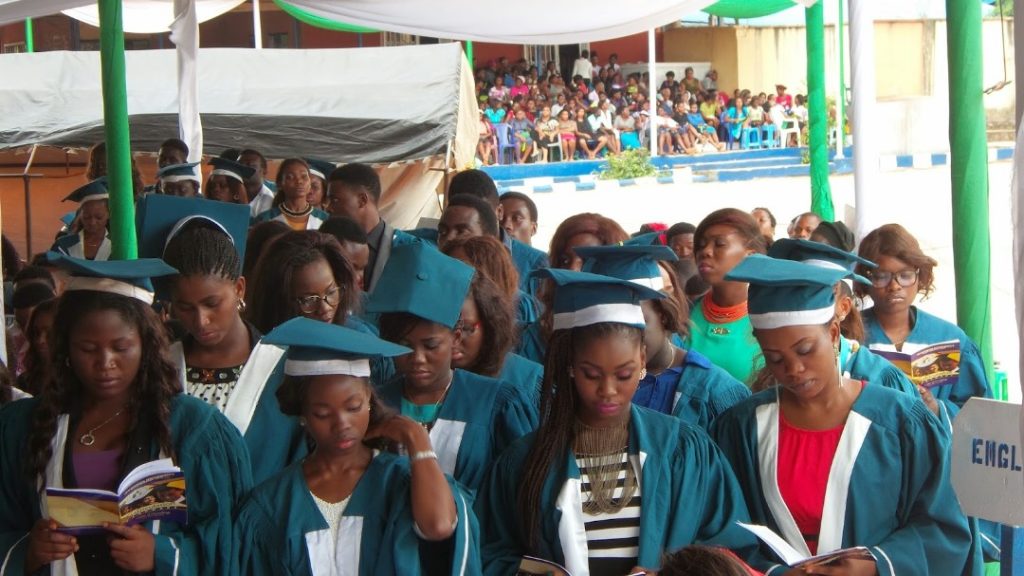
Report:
597,148,659,180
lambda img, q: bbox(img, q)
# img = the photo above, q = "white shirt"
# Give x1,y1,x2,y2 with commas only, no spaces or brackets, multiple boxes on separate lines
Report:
572,57,593,80
248,184,275,218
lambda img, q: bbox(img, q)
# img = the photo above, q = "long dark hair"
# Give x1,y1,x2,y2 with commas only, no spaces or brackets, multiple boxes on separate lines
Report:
20,298,58,396
245,231,358,334
463,275,515,377
25,291,179,488
517,322,643,550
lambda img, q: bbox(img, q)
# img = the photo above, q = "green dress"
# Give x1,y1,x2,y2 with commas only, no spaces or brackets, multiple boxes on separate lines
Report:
686,296,764,385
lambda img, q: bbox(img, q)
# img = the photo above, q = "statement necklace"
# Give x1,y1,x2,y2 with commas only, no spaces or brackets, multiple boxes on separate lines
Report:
702,296,748,325
80,406,127,446
280,202,314,218
573,418,637,515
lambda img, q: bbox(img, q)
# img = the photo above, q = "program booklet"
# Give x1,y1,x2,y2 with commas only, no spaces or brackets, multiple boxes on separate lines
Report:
870,340,961,389
737,522,873,567
46,458,187,534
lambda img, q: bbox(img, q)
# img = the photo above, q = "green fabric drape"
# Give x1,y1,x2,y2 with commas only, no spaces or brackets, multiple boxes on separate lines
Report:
274,0,379,33
946,0,994,384
805,1,834,220
704,0,798,18
98,0,137,259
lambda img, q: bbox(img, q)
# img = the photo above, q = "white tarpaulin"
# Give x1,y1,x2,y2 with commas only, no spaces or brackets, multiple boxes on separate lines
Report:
0,0,718,41
63,0,242,33
0,43,475,163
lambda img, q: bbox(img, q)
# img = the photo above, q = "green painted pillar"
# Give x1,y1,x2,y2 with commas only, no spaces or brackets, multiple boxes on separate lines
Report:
836,0,845,158
805,1,834,220
946,0,994,384
24,18,33,52
98,0,137,259
465,41,473,67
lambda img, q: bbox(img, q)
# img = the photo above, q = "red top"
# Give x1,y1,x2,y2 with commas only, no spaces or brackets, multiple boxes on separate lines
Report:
777,413,844,555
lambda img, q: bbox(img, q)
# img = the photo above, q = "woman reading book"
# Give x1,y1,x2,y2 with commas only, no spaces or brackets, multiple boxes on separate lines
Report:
710,255,978,575
479,270,758,576
0,254,252,575
234,318,479,574
854,224,992,419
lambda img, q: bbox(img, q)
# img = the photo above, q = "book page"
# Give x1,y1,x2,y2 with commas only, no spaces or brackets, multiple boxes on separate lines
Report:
736,522,806,565
46,489,120,534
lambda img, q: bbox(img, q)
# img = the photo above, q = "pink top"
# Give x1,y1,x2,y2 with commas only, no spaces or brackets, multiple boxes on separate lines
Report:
72,448,124,491
777,413,844,555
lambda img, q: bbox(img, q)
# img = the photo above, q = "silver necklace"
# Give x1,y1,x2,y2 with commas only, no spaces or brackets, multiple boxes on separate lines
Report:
79,407,126,446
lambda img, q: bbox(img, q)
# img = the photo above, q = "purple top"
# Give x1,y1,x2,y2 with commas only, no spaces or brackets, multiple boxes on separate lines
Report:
72,448,123,491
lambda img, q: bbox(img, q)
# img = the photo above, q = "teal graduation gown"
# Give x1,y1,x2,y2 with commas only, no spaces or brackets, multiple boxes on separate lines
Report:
861,307,992,422
0,395,253,576
479,405,760,575
378,369,538,496
234,453,481,575
170,338,307,486
515,321,546,364
710,384,980,576
633,349,750,431
498,352,543,409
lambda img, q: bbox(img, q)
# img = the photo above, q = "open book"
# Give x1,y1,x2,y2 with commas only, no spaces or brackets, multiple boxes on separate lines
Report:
870,340,961,389
737,522,873,567
46,458,187,534
516,556,646,576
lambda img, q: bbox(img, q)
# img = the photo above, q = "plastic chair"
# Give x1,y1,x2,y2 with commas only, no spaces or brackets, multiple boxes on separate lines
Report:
545,140,563,162
761,124,778,148
779,118,801,148
741,126,762,149
493,123,518,165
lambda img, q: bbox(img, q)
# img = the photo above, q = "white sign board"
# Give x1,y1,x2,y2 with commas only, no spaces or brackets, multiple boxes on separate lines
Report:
951,398,1024,526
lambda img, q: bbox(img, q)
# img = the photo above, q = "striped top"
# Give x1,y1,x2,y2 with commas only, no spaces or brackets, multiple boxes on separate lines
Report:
577,453,642,576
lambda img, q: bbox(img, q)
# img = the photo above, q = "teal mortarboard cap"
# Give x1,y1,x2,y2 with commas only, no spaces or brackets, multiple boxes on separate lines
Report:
724,254,849,330
767,238,874,284
135,194,250,264
264,317,412,377
208,157,256,183
63,177,109,204
306,159,336,182
530,268,664,331
577,244,677,291
157,162,201,183
364,243,475,329
622,232,663,247
46,252,178,304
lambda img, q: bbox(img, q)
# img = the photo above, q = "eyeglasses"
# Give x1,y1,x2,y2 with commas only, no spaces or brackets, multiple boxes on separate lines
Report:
868,269,919,288
455,321,481,336
295,286,342,313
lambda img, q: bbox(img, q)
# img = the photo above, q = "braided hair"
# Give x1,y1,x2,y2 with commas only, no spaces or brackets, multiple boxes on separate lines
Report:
245,231,358,334
25,291,179,489
162,224,241,282
517,322,643,550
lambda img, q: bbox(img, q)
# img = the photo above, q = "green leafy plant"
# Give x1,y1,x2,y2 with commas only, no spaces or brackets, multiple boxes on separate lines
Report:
597,148,659,180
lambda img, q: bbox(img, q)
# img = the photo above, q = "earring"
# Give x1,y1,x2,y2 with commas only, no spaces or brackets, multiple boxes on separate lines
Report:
834,342,845,388
568,367,575,379
639,368,648,380
299,417,307,427
237,298,246,312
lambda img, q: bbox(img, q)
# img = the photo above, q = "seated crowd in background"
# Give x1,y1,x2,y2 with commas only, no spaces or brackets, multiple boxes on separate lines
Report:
475,53,812,164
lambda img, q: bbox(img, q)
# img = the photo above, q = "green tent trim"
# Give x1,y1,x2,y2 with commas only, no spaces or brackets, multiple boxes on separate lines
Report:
274,0,379,33
704,0,799,19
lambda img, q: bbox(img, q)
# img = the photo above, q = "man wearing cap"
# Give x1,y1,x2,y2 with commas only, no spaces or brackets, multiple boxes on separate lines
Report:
52,178,111,261
157,162,201,198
